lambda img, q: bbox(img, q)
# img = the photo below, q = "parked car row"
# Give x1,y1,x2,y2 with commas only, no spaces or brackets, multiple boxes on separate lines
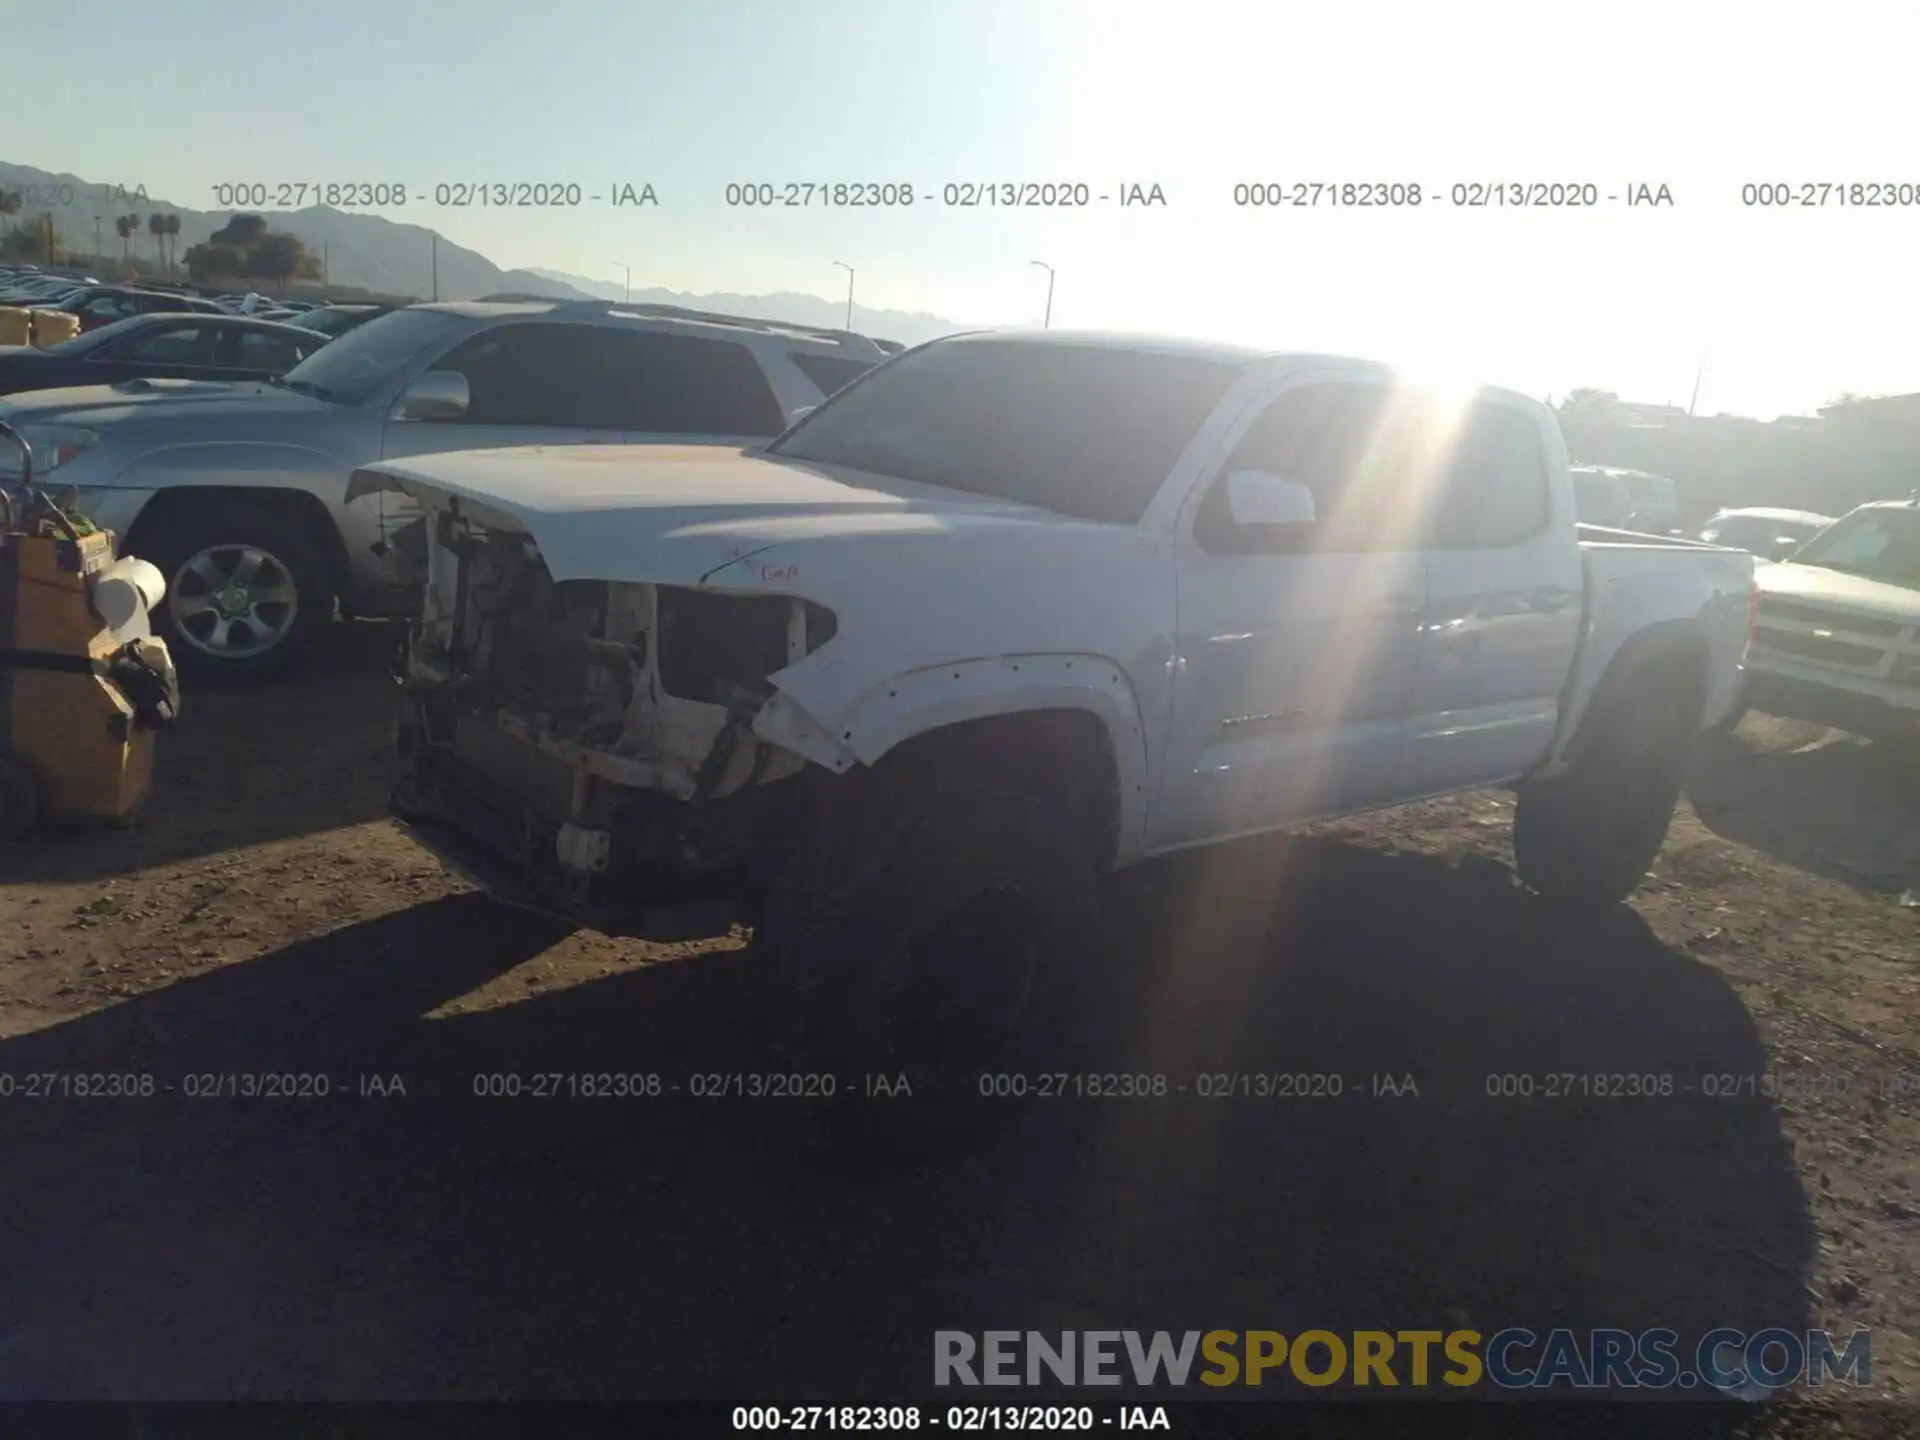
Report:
0,265,390,338
0,312,331,395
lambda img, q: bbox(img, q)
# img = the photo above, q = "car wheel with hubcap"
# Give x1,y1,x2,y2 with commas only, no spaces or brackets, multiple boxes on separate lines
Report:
134,502,333,684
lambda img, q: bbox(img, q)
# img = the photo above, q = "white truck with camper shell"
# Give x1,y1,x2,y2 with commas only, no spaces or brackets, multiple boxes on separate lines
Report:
355,330,1756,1118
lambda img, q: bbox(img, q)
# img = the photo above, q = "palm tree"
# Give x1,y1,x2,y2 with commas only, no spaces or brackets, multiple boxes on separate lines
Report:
163,213,181,272
114,214,135,260
0,190,20,239
148,212,167,270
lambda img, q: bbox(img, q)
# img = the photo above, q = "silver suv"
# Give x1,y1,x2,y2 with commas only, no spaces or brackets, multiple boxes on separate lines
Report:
0,300,892,680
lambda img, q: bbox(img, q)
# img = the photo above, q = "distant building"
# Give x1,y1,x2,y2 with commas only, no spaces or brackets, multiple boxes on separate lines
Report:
1612,401,1692,424
1819,392,1920,426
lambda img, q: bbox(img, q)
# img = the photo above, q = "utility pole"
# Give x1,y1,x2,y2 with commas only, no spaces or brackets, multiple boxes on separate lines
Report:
430,230,438,301
613,262,630,302
323,239,329,285
94,216,102,261
1688,347,1708,417
832,260,854,331
1030,259,1055,327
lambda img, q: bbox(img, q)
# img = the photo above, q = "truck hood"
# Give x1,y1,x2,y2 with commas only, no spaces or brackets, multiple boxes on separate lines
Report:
0,378,321,426
1756,561,1920,622
356,443,1085,587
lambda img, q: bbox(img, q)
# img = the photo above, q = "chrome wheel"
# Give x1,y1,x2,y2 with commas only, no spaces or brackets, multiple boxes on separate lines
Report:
168,544,301,660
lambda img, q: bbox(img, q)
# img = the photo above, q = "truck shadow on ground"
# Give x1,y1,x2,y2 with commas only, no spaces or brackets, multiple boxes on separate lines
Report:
1686,722,1920,892
0,836,1811,1402
0,620,399,887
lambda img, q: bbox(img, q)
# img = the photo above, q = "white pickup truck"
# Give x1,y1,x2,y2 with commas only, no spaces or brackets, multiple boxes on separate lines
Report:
356,331,1754,1108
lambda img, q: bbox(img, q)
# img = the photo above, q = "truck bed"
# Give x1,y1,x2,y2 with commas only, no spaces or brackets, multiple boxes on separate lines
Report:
1546,529,1755,765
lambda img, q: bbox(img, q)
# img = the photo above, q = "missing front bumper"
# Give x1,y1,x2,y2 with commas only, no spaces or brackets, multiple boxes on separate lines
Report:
390,695,795,925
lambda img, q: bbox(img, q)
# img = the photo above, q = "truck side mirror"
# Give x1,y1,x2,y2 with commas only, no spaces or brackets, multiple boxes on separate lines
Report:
1225,470,1317,527
392,370,470,423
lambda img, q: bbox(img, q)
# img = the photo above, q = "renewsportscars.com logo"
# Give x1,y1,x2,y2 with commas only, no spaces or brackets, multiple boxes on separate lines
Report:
934,1328,1872,1394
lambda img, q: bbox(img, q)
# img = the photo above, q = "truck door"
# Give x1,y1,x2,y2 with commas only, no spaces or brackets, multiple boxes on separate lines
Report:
1403,399,1583,792
1152,378,1429,849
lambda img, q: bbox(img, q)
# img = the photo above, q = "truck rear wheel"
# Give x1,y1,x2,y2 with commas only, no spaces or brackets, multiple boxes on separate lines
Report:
1513,659,1704,907
754,724,1107,1161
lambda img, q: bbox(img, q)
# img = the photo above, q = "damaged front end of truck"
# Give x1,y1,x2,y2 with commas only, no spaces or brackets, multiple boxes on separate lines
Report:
381,484,854,924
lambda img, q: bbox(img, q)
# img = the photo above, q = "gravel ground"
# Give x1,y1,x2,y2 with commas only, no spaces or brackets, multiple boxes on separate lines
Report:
0,622,1916,1431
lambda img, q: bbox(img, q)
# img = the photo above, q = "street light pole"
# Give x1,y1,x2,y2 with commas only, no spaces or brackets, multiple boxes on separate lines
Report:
832,260,854,331
430,230,438,302
1030,260,1055,327
612,263,630,302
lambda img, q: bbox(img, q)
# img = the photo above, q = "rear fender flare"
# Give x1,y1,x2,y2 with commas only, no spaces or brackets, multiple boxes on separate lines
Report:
1541,620,1711,774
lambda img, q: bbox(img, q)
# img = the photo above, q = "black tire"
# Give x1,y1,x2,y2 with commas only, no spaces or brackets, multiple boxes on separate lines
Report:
1513,658,1704,907
133,499,334,685
754,724,1107,1164
0,754,39,842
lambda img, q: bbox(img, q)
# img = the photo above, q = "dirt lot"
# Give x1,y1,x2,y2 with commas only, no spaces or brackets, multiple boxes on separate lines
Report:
1,621,1916,1425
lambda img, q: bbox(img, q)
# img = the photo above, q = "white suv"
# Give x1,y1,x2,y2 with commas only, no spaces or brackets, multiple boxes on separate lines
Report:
0,300,893,680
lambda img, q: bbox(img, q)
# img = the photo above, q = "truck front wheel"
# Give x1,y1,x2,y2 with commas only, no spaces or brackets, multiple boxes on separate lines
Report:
1513,658,1705,907
754,722,1109,1159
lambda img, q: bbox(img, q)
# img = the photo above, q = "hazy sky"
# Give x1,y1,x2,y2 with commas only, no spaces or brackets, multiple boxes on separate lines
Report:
8,0,1917,418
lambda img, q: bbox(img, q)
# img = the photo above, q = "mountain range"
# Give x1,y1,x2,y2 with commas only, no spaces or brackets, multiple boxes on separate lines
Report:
1,161,970,345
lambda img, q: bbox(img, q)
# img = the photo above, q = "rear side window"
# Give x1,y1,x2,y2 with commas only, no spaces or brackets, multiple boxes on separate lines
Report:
100,323,221,366
1209,384,1550,551
235,330,313,372
79,294,137,320
623,330,787,435
431,322,642,429
1428,401,1551,549
787,350,877,399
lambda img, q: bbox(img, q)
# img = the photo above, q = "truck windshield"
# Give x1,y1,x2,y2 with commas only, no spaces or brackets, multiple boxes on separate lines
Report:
276,309,469,406
767,338,1243,524
1791,507,1920,585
